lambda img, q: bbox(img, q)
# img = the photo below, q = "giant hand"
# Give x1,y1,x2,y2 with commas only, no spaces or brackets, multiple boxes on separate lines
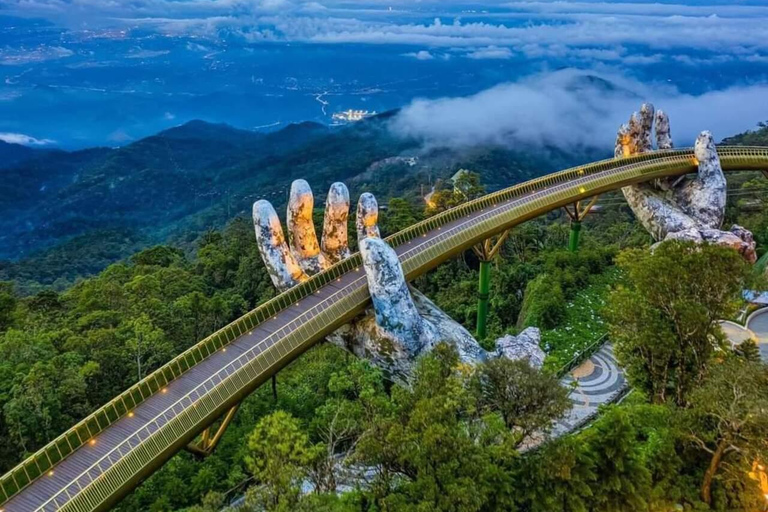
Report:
252,181,539,383
615,103,756,262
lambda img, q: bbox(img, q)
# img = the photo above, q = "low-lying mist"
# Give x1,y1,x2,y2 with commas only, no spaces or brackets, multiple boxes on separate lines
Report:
390,69,768,150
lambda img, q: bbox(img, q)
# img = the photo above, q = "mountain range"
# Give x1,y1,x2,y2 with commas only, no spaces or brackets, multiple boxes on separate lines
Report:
0,112,616,290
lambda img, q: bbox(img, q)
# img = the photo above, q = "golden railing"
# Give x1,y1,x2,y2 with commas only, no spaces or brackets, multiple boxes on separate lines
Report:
2,146,768,511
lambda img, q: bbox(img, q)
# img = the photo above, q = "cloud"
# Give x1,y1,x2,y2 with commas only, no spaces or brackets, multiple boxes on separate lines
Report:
403,50,434,60
389,69,768,150
466,46,513,60
126,49,170,59
0,132,56,145
0,46,73,65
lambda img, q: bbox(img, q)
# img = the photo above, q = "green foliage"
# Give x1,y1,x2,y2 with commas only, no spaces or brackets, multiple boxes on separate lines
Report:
721,121,768,146
686,357,768,506
605,241,750,406
379,198,423,237
541,269,618,371
0,217,274,478
518,247,614,330
471,357,571,442
244,411,319,511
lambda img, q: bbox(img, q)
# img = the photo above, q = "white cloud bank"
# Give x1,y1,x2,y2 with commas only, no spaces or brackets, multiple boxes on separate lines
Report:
0,132,56,146
390,69,768,150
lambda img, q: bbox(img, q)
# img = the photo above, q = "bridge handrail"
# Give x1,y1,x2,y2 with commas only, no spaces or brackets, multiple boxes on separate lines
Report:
2,145,767,505
556,334,609,378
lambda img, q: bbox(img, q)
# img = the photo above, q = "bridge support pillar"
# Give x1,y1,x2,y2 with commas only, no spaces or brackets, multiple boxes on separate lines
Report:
476,260,491,339
472,231,509,340
563,197,599,253
569,221,582,252
185,404,240,458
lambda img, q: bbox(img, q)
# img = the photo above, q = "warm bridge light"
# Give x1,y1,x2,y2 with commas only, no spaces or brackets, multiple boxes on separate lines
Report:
162,388,168,394
48,471,54,477
692,157,700,166
89,439,96,446
128,412,134,417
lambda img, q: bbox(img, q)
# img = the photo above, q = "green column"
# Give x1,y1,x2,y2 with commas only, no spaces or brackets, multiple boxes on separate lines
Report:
476,260,491,339
569,220,582,252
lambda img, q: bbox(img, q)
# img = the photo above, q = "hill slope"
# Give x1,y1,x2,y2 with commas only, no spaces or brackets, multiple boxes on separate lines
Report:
0,115,605,289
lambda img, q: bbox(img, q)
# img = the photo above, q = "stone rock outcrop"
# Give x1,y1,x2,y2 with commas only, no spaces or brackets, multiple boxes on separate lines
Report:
617,104,756,263
495,328,546,369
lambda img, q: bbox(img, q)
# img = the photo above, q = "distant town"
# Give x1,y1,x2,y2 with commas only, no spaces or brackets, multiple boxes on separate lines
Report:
332,109,377,123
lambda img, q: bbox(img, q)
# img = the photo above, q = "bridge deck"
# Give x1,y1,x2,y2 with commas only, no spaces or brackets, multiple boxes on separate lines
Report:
4,147,768,512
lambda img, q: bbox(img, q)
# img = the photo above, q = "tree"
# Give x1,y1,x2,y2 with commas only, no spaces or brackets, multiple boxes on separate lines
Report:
124,314,173,382
354,344,509,511
0,282,17,332
425,171,485,216
471,357,571,444
244,411,317,512
605,241,749,405
686,357,768,506
380,198,422,236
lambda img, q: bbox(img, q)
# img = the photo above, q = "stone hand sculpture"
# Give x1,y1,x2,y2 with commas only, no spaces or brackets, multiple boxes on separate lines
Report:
615,103,756,262
253,180,544,383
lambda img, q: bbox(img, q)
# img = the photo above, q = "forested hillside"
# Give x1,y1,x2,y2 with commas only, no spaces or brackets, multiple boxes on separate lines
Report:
0,114,603,293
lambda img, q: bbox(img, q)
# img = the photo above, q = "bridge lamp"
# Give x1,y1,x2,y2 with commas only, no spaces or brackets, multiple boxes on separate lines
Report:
128,412,135,418
48,471,54,477
162,388,168,394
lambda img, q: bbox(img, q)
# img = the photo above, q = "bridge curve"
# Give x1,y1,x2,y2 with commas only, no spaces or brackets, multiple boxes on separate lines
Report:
2,147,768,512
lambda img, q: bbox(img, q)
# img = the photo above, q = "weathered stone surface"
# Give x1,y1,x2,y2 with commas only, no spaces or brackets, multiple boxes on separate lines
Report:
252,200,308,290
254,180,545,384
287,179,327,274
322,182,352,265
495,328,546,369
655,110,673,150
618,103,756,262
356,193,380,241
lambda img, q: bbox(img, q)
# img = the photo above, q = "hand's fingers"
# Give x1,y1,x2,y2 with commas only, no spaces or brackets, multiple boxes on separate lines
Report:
622,185,699,240
615,124,631,158
321,182,351,265
356,193,381,242
627,112,643,156
694,131,723,181
638,103,655,152
252,200,309,292
655,110,673,150
683,131,726,229
360,237,428,352
287,179,327,275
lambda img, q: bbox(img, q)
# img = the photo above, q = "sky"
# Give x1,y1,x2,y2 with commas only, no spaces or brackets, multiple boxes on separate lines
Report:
0,0,767,148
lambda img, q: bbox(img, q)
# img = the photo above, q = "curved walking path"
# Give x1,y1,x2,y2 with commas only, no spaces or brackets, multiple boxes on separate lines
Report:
520,343,627,451
553,344,627,437
720,309,768,362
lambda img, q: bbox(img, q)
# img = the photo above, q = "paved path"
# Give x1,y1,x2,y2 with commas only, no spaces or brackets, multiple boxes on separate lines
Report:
720,309,768,362
521,343,627,451
551,344,627,437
